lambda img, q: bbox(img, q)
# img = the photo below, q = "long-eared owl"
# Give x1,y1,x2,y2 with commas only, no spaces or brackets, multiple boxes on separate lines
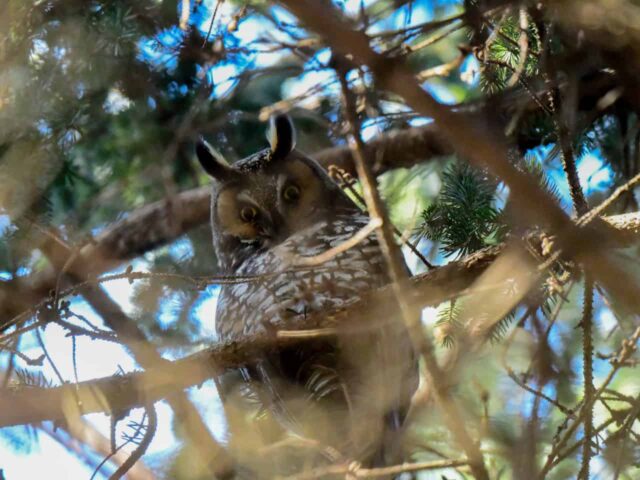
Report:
196,115,418,473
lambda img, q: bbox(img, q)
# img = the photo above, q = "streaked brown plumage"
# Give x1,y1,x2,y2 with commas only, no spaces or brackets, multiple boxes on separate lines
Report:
197,114,418,475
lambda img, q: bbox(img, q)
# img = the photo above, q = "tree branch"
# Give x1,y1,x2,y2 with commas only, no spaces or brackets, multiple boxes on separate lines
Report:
579,275,595,480
0,245,500,428
0,66,624,331
277,0,640,316
336,53,489,478
38,419,156,480
36,237,235,479
2,203,640,429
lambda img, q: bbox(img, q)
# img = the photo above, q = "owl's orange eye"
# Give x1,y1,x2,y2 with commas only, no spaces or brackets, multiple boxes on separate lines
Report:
240,206,258,222
283,184,301,203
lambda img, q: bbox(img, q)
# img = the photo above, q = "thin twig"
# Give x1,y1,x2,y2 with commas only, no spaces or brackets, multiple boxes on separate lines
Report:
405,23,466,53
551,76,588,217
109,404,158,480
91,413,148,480
285,458,469,479
578,171,640,227
291,218,382,267
35,328,65,385
416,50,466,81
538,326,640,478
328,166,433,268
334,54,489,480
0,338,44,367
505,367,574,417
550,417,617,471
55,317,118,343
579,275,595,480
202,0,223,47
373,13,464,39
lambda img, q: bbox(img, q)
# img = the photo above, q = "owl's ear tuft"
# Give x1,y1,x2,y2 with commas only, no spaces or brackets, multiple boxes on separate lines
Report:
196,136,234,180
267,114,296,160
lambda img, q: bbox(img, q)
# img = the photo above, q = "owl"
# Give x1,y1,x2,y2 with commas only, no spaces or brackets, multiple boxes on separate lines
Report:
196,115,418,474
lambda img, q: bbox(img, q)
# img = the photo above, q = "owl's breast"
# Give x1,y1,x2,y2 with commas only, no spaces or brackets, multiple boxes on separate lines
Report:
215,215,388,341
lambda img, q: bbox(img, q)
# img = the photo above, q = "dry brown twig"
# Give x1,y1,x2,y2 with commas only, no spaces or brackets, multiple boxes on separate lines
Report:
333,52,490,480
328,166,433,268
283,458,469,479
291,218,382,267
0,243,504,428
538,326,640,478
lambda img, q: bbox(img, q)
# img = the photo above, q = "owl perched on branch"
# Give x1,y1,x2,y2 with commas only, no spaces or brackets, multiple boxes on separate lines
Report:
196,114,418,475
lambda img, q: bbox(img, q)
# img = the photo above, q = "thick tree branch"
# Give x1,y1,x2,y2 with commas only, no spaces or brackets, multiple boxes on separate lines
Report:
36,239,235,479
0,245,500,428
336,54,489,478
0,65,624,332
2,201,640,429
278,0,640,316
315,123,453,174
0,185,210,331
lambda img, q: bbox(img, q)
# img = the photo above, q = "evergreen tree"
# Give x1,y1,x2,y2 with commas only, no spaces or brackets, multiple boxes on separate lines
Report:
0,1,639,478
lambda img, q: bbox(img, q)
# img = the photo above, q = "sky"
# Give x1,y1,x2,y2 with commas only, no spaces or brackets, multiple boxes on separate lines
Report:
0,0,630,478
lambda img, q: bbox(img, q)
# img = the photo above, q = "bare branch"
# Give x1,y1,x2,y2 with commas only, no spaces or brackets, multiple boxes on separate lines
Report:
336,51,489,479
0,245,502,428
539,325,640,478
36,237,234,479
284,458,469,479
39,418,156,480
277,0,640,316
579,275,595,480
109,404,157,480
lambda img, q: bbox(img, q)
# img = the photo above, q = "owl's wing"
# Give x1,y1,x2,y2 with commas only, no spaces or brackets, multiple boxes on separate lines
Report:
250,358,305,430
214,217,419,466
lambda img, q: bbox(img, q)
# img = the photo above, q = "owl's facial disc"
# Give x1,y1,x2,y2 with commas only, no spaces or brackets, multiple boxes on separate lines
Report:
215,187,277,245
274,159,325,231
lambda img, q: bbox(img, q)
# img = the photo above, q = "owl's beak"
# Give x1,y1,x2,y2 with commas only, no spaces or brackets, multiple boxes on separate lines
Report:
257,226,271,238
258,211,285,242
257,223,276,240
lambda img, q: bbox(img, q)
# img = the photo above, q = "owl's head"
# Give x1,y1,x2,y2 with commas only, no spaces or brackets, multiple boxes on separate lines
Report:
197,114,357,271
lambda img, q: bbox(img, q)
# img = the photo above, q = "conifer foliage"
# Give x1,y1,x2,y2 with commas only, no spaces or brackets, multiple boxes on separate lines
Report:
418,162,501,257
1,1,640,479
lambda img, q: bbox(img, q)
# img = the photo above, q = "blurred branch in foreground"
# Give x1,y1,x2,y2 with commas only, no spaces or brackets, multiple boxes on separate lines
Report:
2,0,640,478
2,207,639,429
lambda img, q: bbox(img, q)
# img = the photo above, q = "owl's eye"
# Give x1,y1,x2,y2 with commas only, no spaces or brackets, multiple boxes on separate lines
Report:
282,184,301,203
240,206,258,222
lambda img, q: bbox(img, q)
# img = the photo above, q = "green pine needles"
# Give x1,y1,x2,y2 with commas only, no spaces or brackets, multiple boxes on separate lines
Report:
418,160,560,345
435,300,463,348
418,162,502,258
418,162,511,345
